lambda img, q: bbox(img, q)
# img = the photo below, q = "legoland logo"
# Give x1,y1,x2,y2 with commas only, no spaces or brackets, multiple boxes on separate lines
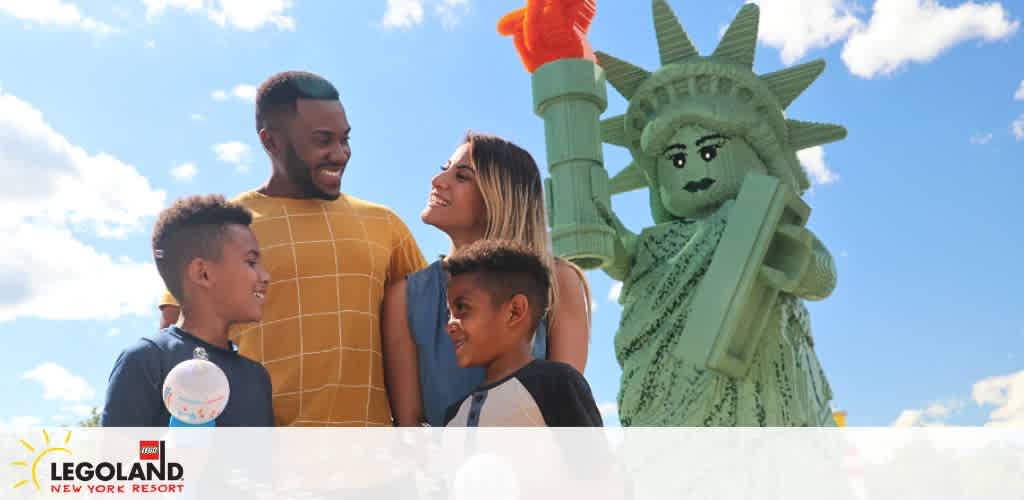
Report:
10,430,185,495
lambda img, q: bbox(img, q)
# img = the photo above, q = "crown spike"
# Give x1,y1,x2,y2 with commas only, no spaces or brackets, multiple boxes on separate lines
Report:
596,51,651,100
609,161,647,194
787,119,847,151
761,60,825,109
653,0,699,65
711,3,759,68
601,115,631,148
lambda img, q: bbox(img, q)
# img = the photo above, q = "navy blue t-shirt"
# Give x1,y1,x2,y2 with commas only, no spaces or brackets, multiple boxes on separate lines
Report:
101,326,274,427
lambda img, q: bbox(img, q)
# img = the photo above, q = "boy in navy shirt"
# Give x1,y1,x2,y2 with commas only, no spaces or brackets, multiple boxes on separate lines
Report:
102,195,274,427
442,240,602,427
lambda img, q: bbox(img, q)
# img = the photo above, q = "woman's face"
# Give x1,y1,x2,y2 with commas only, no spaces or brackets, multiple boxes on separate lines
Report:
421,143,488,242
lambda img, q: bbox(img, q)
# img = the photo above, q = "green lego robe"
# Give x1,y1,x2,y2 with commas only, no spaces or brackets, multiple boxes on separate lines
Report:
614,202,834,426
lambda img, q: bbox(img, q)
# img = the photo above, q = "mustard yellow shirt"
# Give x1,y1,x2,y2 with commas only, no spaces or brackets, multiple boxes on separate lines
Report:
160,190,426,426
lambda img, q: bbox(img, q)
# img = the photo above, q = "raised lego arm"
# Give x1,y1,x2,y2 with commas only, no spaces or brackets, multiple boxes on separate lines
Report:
592,196,637,281
499,0,618,271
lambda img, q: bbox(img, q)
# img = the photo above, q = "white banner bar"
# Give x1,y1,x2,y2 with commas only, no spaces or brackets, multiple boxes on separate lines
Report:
2,428,1021,499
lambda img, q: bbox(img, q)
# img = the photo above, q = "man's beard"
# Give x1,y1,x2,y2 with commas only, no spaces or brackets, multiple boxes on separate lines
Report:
284,143,342,201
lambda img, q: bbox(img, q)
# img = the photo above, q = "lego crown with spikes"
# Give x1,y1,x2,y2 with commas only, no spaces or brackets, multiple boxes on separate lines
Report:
601,0,846,196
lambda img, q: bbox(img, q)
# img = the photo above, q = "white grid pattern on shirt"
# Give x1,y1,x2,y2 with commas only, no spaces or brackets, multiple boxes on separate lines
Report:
237,199,394,426
280,205,304,419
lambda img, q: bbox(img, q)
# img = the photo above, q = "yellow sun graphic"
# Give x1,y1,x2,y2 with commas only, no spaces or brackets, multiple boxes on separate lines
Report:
10,429,73,491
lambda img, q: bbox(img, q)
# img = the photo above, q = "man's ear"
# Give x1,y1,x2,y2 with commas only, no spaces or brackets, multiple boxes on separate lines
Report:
185,258,214,290
259,127,282,159
505,294,530,329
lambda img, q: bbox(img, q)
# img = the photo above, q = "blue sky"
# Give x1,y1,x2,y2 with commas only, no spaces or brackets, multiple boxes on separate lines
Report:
0,0,1022,429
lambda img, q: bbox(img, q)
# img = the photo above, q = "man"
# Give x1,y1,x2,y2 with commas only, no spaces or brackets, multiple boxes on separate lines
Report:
159,71,427,427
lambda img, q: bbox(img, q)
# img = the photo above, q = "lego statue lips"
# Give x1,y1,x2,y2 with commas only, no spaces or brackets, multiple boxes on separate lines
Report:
684,177,716,193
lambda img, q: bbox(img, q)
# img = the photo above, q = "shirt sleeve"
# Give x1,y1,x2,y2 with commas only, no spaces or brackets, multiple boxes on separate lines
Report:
100,340,166,427
550,369,604,427
522,363,603,427
388,211,428,285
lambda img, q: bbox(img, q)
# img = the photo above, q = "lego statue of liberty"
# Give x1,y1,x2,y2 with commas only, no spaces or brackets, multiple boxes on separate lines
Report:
499,0,845,426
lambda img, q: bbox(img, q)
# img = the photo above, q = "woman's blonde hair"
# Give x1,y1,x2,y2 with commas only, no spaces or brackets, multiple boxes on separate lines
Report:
462,131,592,336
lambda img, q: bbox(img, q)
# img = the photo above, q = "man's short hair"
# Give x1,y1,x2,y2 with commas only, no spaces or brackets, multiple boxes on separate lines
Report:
443,240,551,332
255,70,340,131
152,195,253,304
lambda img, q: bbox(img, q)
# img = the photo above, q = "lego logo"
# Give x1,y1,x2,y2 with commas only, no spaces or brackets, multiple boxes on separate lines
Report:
139,440,161,460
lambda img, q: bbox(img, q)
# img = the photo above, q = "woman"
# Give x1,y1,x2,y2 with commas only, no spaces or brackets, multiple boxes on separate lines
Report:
382,132,592,427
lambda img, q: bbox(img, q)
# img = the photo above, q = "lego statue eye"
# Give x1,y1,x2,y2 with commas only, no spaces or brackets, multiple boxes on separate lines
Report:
699,145,720,162
669,152,687,169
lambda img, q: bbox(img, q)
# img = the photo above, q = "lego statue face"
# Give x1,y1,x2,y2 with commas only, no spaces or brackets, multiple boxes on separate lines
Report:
654,124,766,218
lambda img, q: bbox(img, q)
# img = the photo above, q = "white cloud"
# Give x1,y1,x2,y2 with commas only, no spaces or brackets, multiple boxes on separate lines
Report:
608,282,622,302
1015,80,1024,101
214,141,253,173
1012,114,1024,141
797,146,839,185
381,0,424,29
749,0,863,64
190,112,203,121
0,89,165,322
211,83,257,102
841,0,1019,78
435,0,470,30
0,416,41,431
0,0,115,34
973,369,1024,427
144,0,295,31
106,327,121,336
170,162,198,181
144,39,156,48
969,132,993,144
51,415,67,422
890,399,963,427
0,90,166,237
214,141,251,163
0,221,164,322
21,363,96,402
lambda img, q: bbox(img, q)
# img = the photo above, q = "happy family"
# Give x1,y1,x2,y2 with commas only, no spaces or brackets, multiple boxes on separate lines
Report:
99,0,844,432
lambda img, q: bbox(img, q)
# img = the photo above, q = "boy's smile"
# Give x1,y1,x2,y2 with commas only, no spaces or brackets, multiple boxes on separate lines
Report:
209,225,271,324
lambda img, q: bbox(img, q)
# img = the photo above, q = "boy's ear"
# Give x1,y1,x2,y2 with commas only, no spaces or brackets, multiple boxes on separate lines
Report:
505,294,530,329
185,258,214,290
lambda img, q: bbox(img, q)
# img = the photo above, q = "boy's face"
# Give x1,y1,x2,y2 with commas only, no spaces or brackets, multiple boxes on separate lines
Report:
446,273,517,369
205,225,270,324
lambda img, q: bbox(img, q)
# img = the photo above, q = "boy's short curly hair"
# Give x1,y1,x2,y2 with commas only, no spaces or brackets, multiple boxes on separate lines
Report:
152,195,253,304
443,240,552,332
